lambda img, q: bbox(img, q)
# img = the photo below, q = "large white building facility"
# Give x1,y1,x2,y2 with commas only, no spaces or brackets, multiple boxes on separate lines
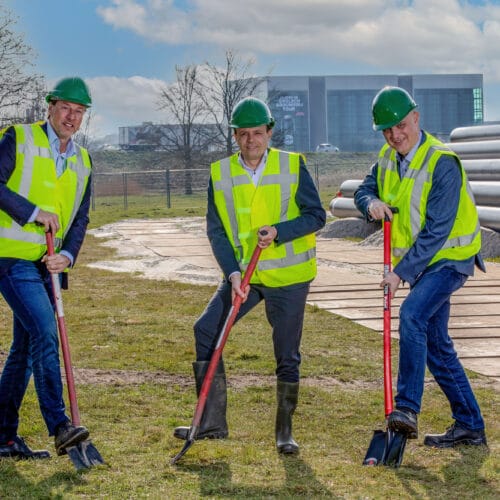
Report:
118,74,483,153
259,73,483,152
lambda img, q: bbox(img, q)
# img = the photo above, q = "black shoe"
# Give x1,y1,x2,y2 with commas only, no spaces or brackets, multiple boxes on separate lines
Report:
388,408,418,439
424,422,487,448
0,436,51,460
54,422,89,456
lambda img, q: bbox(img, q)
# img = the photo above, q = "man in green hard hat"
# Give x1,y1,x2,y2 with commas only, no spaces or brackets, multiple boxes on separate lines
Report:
0,77,94,459
173,96,325,455
355,86,487,454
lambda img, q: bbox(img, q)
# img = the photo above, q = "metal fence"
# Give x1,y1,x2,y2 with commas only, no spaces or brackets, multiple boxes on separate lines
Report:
91,168,211,210
90,153,378,211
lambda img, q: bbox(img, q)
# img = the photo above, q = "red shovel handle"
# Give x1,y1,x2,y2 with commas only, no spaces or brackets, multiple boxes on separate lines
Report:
215,243,262,349
383,214,393,417
383,207,398,417
45,231,81,425
190,241,263,434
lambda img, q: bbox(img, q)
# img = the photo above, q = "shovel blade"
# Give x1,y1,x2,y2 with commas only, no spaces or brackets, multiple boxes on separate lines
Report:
363,428,407,468
382,429,407,468
66,440,105,471
363,429,387,466
171,438,195,465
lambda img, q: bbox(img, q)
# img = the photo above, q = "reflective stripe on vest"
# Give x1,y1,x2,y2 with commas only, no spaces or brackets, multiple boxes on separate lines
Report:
377,132,481,266
212,149,316,287
0,123,91,260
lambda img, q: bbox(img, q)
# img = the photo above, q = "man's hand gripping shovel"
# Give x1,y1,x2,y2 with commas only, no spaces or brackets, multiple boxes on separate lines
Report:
171,235,264,465
46,231,105,471
363,207,407,468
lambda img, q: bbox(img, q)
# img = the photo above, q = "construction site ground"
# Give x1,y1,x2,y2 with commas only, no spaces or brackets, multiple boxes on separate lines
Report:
89,217,500,390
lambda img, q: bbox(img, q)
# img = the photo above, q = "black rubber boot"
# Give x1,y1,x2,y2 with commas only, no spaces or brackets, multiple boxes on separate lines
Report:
173,360,228,440
275,380,299,455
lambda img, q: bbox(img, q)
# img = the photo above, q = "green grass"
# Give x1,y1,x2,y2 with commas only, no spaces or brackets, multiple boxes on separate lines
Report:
0,205,498,499
89,193,207,228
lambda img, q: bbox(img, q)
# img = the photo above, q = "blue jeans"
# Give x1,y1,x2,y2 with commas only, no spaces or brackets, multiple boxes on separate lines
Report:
0,260,68,442
194,280,310,383
395,267,485,431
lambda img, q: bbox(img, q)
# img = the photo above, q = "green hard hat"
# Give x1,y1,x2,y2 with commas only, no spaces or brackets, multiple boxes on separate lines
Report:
372,86,417,131
230,97,275,129
45,77,92,107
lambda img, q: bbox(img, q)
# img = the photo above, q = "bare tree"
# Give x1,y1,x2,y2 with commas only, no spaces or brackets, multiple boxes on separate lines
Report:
74,109,93,149
0,5,45,127
24,82,47,124
157,64,212,194
200,49,271,155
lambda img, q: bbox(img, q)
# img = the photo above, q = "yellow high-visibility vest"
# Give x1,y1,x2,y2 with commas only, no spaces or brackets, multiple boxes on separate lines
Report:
376,132,481,267
211,148,317,287
0,123,91,260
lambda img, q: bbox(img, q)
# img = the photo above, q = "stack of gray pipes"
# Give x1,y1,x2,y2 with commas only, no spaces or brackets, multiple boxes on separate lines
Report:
329,124,500,232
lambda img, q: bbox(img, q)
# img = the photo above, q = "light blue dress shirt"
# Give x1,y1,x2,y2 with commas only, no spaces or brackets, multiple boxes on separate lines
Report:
238,150,268,186
397,131,421,178
47,121,76,177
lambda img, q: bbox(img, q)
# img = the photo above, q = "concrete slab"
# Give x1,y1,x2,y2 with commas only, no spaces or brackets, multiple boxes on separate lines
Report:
89,217,500,387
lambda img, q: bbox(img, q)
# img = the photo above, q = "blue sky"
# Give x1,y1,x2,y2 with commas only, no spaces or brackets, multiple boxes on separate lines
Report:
5,0,500,138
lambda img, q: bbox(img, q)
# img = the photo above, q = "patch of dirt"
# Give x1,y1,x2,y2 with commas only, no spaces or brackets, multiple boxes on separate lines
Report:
1,354,498,392
71,367,381,392
68,368,500,392
0,352,374,391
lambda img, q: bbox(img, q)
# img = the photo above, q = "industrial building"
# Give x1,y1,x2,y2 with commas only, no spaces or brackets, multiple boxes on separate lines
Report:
118,122,220,151
118,73,483,153
257,73,483,152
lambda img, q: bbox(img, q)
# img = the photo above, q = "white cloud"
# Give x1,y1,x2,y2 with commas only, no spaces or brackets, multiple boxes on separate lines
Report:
86,76,166,136
88,1,500,134
97,0,192,44
96,0,500,82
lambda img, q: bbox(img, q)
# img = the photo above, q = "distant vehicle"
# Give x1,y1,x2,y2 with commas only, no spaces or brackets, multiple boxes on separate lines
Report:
100,143,120,151
316,143,340,152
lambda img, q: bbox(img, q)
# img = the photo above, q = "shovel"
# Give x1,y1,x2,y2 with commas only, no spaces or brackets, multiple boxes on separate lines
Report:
46,231,105,471
363,208,407,468
171,239,263,465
